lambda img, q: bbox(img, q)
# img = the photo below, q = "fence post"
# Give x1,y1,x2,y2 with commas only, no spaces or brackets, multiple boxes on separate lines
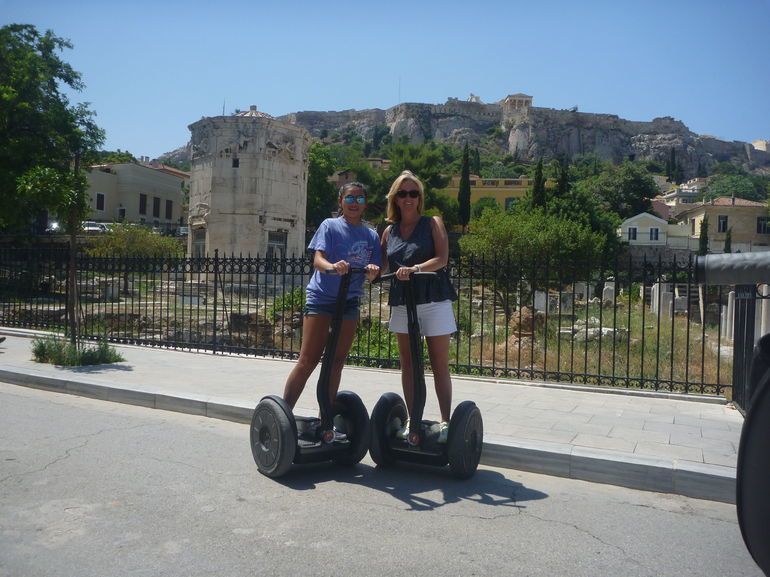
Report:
212,249,219,354
733,285,757,411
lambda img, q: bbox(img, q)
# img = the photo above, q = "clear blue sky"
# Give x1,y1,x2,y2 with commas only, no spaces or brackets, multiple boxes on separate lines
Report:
3,0,769,160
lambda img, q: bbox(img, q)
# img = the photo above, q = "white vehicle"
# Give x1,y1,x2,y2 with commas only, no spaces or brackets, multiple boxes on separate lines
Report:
82,221,107,234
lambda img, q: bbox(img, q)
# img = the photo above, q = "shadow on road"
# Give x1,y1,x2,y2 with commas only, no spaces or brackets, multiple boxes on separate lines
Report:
276,462,548,511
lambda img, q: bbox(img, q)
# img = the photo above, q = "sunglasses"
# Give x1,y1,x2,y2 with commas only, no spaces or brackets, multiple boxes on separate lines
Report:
343,194,367,205
396,189,420,199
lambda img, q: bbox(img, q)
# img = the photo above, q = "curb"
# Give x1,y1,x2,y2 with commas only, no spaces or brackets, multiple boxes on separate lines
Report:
0,367,736,504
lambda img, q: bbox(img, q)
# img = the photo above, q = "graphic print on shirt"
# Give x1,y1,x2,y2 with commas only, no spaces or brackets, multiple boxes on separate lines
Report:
347,240,372,267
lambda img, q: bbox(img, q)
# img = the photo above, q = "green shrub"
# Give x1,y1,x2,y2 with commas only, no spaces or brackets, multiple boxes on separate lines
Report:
268,287,306,320
31,336,124,366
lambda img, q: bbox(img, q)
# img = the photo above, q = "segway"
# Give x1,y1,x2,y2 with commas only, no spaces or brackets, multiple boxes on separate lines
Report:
369,271,483,479
696,253,770,576
250,268,370,478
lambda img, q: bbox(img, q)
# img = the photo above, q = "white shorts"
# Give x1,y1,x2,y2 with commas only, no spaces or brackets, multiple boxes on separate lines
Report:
388,300,457,336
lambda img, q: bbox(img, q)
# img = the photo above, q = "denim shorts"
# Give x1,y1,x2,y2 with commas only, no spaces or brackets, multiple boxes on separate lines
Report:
304,297,360,321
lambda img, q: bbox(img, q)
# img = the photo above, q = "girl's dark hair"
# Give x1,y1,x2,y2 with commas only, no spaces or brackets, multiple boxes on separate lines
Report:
339,181,368,197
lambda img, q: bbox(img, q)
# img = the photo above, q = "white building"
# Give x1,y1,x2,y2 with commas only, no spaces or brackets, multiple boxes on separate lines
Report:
86,163,187,233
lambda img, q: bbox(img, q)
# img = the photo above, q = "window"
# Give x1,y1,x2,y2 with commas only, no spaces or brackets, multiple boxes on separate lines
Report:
266,231,288,260
649,227,659,241
96,192,105,211
627,227,637,241
758,216,770,234
718,215,728,233
232,158,239,168
165,199,173,220
139,193,147,215
469,180,476,186
690,218,696,235
117,207,126,222
153,197,160,218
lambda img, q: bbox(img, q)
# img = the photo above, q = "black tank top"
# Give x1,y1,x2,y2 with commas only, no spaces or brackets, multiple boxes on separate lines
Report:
386,216,457,306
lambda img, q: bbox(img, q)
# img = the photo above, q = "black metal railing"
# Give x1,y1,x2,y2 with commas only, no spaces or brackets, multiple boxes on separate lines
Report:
0,247,752,396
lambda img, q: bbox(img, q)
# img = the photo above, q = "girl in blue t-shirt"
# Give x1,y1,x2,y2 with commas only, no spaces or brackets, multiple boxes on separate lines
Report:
282,183,381,437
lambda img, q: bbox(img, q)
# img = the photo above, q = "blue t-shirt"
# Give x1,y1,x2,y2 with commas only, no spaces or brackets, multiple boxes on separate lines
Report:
305,217,382,305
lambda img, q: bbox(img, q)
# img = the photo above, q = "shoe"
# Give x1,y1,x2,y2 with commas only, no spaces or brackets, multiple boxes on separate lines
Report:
437,421,449,444
396,418,410,440
331,427,347,442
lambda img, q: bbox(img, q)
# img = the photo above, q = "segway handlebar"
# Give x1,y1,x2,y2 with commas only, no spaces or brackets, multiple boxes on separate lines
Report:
694,253,770,286
323,266,369,275
374,270,438,283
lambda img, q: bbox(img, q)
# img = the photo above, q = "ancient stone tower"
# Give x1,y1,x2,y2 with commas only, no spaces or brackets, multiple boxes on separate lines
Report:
187,105,311,258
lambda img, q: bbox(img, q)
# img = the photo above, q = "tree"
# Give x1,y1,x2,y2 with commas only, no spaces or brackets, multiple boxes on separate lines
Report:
87,223,184,258
4,24,105,346
699,216,709,256
705,174,768,203
570,153,608,180
0,24,103,233
305,142,338,230
87,224,184,294
576,161,655,220
94,150,138,164
471,197,499,219
724,228,732,253
459,205,607,318
472,147,481,175
458,143,471,232
531,158,546,208
555,157,570,200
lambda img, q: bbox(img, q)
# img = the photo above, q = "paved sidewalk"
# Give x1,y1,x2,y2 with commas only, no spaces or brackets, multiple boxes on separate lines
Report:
0,328,743,503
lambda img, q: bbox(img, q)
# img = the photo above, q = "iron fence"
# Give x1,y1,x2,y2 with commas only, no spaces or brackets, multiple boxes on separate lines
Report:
0,247,743,396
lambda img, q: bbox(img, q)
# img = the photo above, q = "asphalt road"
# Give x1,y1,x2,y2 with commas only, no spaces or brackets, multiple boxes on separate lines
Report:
0,383,762,577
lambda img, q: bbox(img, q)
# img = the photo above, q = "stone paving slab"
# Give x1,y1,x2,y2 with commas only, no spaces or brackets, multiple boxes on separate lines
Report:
0,327,744,503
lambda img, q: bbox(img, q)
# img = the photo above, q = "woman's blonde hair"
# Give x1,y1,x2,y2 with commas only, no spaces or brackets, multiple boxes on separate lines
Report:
386,170,424,223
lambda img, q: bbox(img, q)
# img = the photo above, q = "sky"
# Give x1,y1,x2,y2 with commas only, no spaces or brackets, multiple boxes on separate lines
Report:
2,0,769,160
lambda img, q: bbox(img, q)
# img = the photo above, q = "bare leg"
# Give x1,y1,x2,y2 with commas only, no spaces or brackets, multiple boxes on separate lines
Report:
282,314,331,409
396,332,414,415
327,318,359,404
426,334,452,422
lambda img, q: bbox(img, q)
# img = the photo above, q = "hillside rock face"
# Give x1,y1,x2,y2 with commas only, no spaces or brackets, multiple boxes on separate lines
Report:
162,96,770,178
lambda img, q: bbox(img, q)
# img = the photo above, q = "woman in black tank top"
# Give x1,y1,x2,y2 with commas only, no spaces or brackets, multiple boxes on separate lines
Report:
380,171,457,443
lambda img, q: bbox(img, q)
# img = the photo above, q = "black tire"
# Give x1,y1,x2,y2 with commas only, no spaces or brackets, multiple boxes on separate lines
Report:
331,391,370,466
369,393,407,467
447,401,483,479
250,396,296,478
737,334,770,575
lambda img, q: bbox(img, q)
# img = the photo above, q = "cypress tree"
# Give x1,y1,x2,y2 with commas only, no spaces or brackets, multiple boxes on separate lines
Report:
724,227,732,253
458,142,471,232
698,216,709,255
556,158,570,199
532,158,546,208
472,147,481,175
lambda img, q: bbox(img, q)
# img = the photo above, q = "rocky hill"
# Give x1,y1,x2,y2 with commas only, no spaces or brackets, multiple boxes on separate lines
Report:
159,95,770,179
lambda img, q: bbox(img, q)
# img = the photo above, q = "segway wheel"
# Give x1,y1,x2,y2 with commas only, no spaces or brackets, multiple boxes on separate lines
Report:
447,401,483,479
250,396,296,478
331,391,370,466
370,393,407,467
737,343,770,575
